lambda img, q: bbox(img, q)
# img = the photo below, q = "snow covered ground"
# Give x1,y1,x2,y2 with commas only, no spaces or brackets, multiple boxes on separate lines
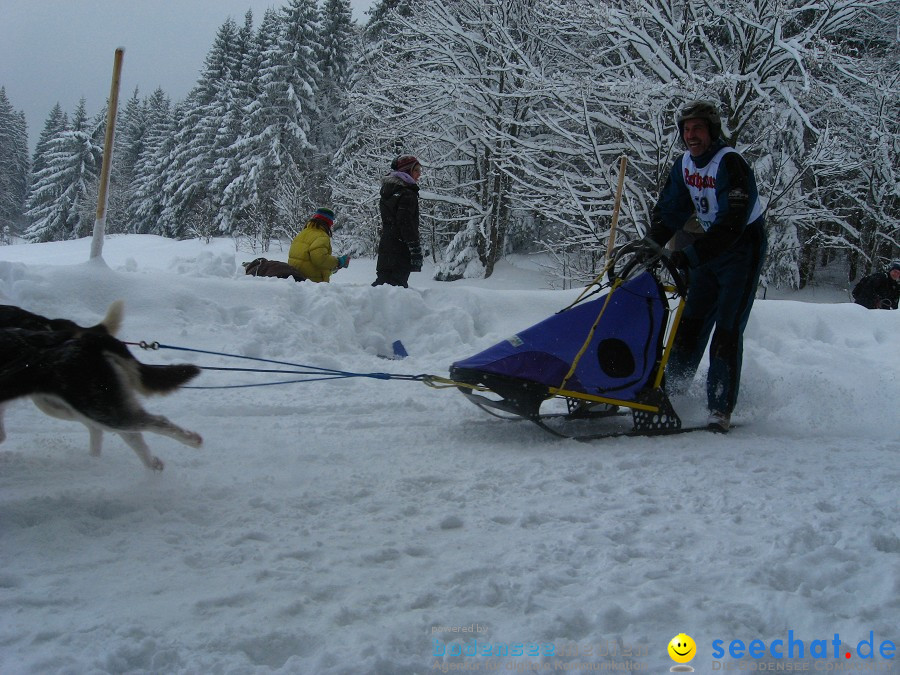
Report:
0,235,897,674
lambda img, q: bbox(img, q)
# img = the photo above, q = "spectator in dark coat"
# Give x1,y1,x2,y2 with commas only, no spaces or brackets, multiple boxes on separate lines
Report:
852,260,900,310
372,156,423,288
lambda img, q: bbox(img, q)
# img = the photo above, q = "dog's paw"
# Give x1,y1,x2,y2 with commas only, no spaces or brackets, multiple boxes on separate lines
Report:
186,432,203,448
148,456,164,471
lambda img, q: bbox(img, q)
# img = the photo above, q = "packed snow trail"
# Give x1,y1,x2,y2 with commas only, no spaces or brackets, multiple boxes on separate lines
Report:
0,236,897,674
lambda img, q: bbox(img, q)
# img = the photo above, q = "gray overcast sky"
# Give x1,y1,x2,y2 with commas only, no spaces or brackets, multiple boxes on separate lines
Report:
0,0,372,152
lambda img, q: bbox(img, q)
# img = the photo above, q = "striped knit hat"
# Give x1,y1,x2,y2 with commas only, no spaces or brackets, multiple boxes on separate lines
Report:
311,207,335,228
391,155,420,174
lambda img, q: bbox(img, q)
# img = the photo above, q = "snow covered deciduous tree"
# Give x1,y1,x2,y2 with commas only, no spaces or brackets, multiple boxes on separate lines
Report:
533,0,899,288
325,16,404,259
334,0,561,279
785,0,899,284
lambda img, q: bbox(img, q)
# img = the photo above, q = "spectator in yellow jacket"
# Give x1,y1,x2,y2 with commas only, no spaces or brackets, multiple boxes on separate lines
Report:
287,208,350,282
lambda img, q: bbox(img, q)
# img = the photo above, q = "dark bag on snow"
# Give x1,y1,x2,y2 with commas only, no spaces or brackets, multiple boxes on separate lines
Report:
243,258,305,282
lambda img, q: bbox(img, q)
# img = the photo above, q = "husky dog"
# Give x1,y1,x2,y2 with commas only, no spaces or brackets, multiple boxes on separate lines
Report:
0,300,124,336
0,303,201,470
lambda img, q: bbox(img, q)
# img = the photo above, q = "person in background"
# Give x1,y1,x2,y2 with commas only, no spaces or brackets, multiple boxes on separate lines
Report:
852,260,900,310
288,207,349,283
372,155,423,288
643,99,767,433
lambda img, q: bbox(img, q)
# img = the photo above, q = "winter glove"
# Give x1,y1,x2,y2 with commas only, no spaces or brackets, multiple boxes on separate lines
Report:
632,236,662,263
668,250,689,271
666,249,691,293
336,255,350,269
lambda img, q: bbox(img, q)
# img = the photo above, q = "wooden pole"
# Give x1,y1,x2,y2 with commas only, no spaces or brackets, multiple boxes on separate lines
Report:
605,155,628,264
90,47,124,260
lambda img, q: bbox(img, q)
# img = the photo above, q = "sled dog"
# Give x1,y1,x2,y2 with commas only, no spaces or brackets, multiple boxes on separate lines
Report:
0,300,124,336
0,304,201,470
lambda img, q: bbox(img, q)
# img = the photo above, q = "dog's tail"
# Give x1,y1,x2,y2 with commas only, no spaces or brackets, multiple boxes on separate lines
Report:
92,334,200,396
93,299,124,335
138,362,201,394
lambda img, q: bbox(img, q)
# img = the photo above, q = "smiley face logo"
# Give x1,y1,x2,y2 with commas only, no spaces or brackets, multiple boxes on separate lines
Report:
668,633,696,664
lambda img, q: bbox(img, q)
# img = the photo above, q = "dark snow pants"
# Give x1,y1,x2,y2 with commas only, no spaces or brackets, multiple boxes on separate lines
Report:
667,221,767,414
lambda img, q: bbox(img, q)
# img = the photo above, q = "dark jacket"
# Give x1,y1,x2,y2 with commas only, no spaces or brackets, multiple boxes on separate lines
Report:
648,139,768,415
649,140,765,267
376,174,422,274
852,271,900,309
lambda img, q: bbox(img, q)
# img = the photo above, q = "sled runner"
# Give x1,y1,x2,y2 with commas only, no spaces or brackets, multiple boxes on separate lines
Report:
447,241,696,440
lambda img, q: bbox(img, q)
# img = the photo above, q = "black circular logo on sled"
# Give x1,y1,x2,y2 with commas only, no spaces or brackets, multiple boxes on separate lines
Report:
596,338,635,378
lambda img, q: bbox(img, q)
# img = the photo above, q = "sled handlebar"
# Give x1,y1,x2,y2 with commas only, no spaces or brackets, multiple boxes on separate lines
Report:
609,240,689,297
